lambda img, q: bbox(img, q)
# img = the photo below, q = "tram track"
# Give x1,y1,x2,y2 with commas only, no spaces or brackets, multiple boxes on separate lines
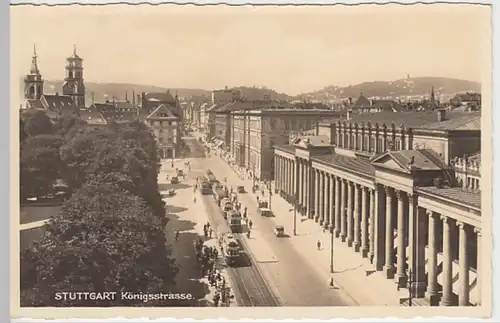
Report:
201,190,279,307
185,139,279,306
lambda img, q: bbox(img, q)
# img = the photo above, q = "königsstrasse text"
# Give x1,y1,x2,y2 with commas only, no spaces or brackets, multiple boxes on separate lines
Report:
54,292,193,302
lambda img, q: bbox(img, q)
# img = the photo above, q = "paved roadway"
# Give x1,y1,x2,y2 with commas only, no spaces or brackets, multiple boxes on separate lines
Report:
166,137,279,306
185,133,356,306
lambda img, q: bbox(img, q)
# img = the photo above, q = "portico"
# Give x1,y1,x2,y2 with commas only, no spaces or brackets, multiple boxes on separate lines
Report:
274,138,482,306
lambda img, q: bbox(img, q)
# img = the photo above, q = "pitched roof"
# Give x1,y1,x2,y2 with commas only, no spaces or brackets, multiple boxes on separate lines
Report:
25,99,44,110
144,91,176,103
41,94,77,112
89,103,115,113
146,104,178,120
417,186,481,209
313,153,375,177
339,110,481,130
419,113,481,130
115,101,139,113
79,110,107,125
292,135,331,148
372,149,445,172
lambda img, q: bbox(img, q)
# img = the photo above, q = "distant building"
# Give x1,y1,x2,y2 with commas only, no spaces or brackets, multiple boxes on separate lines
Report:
229,101,342,180
23,45,44,101
145,104,179,159
212,87,241,106
350,91,403,113
62,46,86,109
141,91,183,122
21,45,84,120
450,92,481,109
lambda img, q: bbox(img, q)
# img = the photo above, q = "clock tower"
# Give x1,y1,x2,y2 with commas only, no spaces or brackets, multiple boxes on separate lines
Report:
24,44,44,100
62,45,85,108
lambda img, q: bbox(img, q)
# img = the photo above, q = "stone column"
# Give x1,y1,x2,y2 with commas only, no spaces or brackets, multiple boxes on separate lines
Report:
368,189,375,261
314,170,320,220
353,184,361,252
334,177,341,237
328,174,334,230
409,195,426,298
374,185,386,270
284,159,289,196
395,190,407,287
457,221,470,306
440,215,453,306
305,162,311,218
321,173,329,227
384,186,395,279
346,181,354,247
316,171,323,223
361,187,369,258
298,160,303,207
340,179,347,242
475,227,482,306
426,210,439,305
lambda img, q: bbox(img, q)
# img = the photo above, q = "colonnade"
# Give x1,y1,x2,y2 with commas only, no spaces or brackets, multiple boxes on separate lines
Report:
274,153,482,307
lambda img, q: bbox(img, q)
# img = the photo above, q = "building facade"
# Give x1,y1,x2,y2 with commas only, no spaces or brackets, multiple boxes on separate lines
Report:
145,104,179,159
231,103,342,181
274,109,482,307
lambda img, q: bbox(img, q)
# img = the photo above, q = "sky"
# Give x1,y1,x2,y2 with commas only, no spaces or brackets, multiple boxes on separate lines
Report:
10,3,490,95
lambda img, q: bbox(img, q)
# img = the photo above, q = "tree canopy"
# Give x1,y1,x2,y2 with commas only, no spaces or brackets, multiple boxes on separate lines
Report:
20,111,176,306
21,180,177,306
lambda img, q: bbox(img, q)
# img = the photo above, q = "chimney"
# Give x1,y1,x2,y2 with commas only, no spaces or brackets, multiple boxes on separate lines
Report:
437,108,446,122
315,121,320,136
348,97,353,106
55,92,59,96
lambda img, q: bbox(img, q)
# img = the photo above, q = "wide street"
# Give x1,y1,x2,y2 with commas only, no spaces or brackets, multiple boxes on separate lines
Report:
184,132,356,306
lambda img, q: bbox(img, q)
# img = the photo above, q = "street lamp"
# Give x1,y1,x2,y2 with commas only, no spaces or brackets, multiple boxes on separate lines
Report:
268,183,272,209
293,192,298,236
407,269,413,306
330,227,334,273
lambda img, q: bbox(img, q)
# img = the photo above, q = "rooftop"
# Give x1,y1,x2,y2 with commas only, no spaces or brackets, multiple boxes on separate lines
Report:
418,186,481,209
320,110,481,131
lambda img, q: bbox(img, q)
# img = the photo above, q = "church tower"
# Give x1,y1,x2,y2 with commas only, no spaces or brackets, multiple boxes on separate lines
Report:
62,45,86,108
24,44,44,100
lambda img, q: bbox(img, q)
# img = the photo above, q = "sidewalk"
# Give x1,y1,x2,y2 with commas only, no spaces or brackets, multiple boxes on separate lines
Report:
214,155,409,307
194,189,238,307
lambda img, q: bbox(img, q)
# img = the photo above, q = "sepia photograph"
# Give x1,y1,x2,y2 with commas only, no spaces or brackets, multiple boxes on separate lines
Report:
10,1,492,319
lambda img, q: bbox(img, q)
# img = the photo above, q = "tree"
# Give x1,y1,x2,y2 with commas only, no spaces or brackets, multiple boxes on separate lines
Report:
20,134,64,199
22,110,53,137
20,180,178,307
54,115,87,138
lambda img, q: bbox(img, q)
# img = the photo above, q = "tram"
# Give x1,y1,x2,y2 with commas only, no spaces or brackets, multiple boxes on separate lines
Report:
214,189,227,205
222,234,241,266
226,209,243,233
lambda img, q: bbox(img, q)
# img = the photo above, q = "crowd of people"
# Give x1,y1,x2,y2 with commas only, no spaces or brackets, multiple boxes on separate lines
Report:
193,224,233,307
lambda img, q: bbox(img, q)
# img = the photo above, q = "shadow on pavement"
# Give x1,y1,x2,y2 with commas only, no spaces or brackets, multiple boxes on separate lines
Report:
158,183,191,192
164,211,212,307
166,205,189,214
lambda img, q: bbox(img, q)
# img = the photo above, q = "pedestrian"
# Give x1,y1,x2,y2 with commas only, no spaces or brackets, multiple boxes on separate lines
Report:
317,240,321,250
248,220,253,229
329,277,334,288
194,196,197,204
175,230,180,241
209,228,213,238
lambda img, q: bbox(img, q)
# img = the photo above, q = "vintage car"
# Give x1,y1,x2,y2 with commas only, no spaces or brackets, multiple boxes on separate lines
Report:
274,225,285,237
171,176,179,184
177,169,184,177
236,186,245,193
257,200,268,208
258,207,273,217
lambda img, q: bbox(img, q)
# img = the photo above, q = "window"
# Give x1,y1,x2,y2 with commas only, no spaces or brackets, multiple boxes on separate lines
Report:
168,121,172,126
159,137,164,143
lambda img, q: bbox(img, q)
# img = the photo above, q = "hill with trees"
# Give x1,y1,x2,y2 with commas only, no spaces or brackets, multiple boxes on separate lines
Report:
295,77,481,101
